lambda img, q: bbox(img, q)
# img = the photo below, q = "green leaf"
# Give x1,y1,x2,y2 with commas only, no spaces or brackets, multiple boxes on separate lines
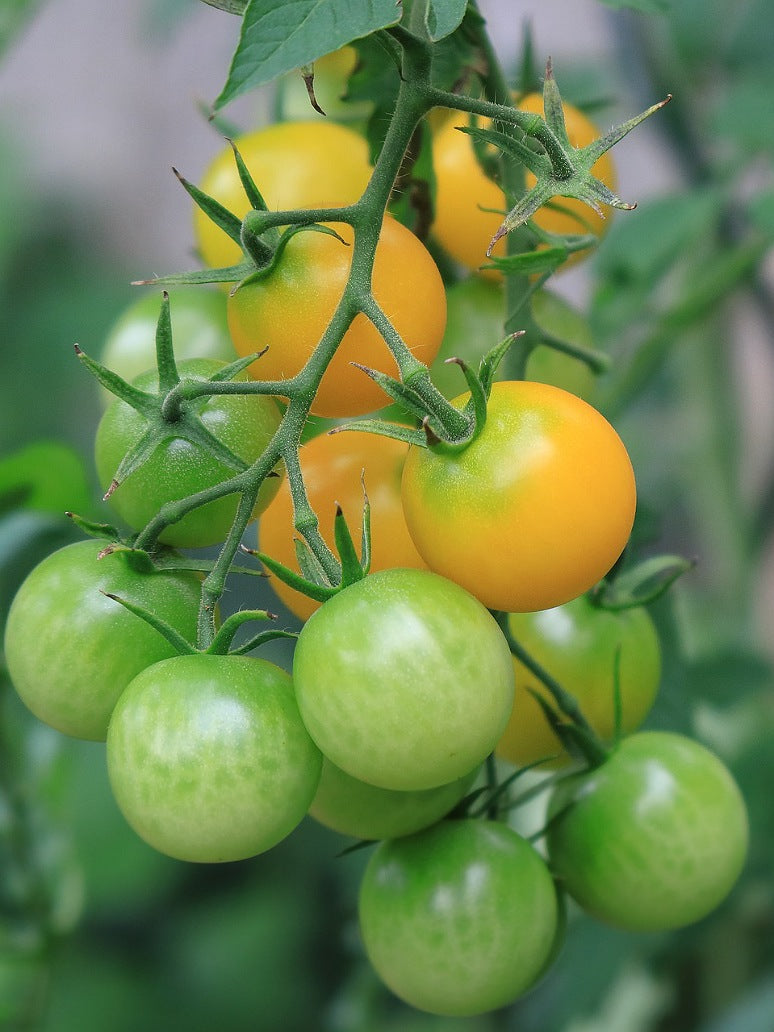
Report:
201,0,248,12
596,0,670,11
214,0,403,111
0,0,45,59
424,0,467,41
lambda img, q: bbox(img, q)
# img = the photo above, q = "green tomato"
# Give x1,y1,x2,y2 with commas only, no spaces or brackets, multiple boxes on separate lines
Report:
429,278,596,400
308,758,478,841
497,594,661,769
106,653,322,863
98,289,235,406
293,568,514,791
546,731,749,932
359,819,560,1016
94,358,282,549
3,539,201,740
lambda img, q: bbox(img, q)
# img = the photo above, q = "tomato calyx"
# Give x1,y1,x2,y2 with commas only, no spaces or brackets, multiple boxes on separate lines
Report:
590,553,697,611
474,62,671,256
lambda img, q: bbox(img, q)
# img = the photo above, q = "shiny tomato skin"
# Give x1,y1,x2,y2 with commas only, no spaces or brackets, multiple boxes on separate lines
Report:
496,594,661,769
359,818,560,1016
401,380,636,613
226,217,446,418
106,653,322,863
308,758,478,841
431,94,616,275
94,358,282,548
292,568,514,791
194,120,372,269
3,539,201,741
257,430,427,620
546,731,749,932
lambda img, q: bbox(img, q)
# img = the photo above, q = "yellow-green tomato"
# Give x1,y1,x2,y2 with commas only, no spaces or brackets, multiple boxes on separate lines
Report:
359,819,560,1016
497,595,661,769
293,568,514,791
308,758,478,841
107,654,322,863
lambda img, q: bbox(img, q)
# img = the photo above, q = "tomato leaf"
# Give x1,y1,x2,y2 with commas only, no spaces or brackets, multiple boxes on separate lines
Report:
214,0,403,111
423,0,467,41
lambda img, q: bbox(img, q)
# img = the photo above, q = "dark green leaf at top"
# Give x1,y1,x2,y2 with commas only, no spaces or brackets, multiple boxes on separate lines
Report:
214,0,403,110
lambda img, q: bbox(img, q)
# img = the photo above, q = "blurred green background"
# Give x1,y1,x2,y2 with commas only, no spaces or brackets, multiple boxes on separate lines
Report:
1,1,773,1030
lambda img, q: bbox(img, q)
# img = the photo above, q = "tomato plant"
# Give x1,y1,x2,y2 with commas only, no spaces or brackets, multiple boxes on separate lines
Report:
226,216,447,417
98,288,235,403
546,731,749,932
401,379,636,613
496,594,661,768
431,93,617,273
193,120,372,269
94,358,282,548
107,653,322,863
257,429,426,620
3,539,202,741
292,567,514,791
308,758,477,841
358,818,560,1016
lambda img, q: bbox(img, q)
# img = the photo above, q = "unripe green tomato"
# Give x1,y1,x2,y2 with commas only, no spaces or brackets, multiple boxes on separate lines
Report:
429,278,596,401
546,731,749,932
308,758,478,841
293,568,514,791
359,819,560,1016
94,359,282,548
496,594,661,769
98,289,235,406
107,653,322,863
3,539,201,741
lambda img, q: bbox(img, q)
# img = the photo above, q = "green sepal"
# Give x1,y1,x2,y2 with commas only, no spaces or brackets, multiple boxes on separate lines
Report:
442,358,487,435
153,552,268,578
227,138,270,219
206,609,276,655
234,222,348,292
483,245,570,277
527,688,608,769
231,628,299,656
100,590,197,655
254,549,339,604
153,292,180,393
357,473,372,576
173,166,243,246
328,421,426,448
466,757,560,820
478,333,523,396
349,362,431,422
65,512,122,542
293,536,333,588
333,504,367,589
590,554,696,610
459,123,552,181
74,345,157,414
133,262,255,288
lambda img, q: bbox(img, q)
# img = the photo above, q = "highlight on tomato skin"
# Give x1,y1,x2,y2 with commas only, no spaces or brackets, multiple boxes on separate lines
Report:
400,379,637,614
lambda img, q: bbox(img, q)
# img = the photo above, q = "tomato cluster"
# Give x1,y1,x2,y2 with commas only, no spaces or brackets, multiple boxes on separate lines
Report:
3,69,749,1021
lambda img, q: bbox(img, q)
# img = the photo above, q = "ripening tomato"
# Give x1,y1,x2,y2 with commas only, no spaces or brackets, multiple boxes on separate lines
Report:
496,594,661,769
359,819,560,1016
257,429,427,620
546,732,749,931
227,217,446,417
194,120,372,269
401,380,636,613
431,94,616,274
